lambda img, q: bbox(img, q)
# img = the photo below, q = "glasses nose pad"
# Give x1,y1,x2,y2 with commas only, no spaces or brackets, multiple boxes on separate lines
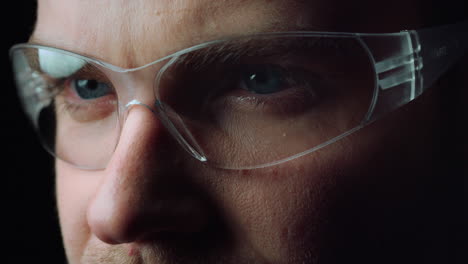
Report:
125,99,207,163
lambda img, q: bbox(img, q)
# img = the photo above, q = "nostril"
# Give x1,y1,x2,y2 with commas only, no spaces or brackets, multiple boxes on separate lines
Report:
86,187,137,244
87,204,125,244
87,194,211,245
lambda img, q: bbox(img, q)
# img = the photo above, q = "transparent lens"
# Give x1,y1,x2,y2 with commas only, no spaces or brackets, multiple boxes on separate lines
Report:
12,47,120,169
11,34,376,170
157,35,376,169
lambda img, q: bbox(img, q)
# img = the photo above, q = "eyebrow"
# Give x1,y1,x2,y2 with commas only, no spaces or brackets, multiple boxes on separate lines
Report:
27,33,346,73
171,36,311,64
170,34,349,71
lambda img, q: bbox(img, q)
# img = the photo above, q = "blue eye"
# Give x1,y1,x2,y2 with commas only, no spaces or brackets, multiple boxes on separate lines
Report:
241,65,286,94
72,79,112,100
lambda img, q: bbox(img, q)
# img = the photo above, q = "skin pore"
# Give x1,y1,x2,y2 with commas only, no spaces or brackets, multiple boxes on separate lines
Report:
31,0,463,263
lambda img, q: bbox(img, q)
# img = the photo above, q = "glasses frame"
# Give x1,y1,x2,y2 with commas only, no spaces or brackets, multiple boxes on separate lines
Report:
10,20,468,170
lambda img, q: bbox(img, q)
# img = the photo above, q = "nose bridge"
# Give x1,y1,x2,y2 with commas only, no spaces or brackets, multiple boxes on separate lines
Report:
86,103,191,244
101,57,207,166
96,52,180,119
123,99,207,164
108,64,159,108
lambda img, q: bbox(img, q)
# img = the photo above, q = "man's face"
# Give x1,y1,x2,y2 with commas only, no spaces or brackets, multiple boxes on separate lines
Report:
33,0,449,263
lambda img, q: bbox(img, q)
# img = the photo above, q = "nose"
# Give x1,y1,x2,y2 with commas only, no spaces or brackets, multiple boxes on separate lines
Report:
86,104,209,244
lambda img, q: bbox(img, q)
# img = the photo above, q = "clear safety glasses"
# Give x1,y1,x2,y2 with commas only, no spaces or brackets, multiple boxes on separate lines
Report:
10,21,468,170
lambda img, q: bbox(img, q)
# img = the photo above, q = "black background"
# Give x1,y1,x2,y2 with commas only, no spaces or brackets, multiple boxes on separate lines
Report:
4,1,66,263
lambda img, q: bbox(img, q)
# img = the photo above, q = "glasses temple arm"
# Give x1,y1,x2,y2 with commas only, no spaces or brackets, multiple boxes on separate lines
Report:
361,21,467,123
415,20,468,93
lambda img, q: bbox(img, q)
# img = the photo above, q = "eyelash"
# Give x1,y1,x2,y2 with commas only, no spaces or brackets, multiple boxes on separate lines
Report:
171,67,313,124
222,76,321,115
54,78,117,122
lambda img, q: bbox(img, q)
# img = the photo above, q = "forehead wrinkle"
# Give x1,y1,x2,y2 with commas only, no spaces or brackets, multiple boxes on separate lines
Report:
33,0,325,69
121,0,305,62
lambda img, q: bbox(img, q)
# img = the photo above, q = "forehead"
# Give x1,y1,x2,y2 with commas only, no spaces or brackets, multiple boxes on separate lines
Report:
32,0,421,67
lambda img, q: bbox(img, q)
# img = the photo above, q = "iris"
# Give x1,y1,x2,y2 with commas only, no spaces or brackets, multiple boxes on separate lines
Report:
241,65,286,94
73,79,112,100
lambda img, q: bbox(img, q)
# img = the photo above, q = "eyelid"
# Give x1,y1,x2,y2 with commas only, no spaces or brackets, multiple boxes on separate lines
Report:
68,64,112,84
169,38,349,78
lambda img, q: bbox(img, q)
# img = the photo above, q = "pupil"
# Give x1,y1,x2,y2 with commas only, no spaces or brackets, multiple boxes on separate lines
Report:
78,80,97,90
74,79,110,99
244,66,284,94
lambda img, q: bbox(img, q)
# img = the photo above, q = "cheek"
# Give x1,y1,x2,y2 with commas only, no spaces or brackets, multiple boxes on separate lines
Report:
237,178,322,260
56,160,101,262
213,145,349,262
209,121,404,262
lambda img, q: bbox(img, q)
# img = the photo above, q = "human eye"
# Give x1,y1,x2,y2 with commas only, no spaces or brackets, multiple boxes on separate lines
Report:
28,48,118,123
222,63,323,114
159,56,328,123
70,79,113,100
239,64,287,95
56,69,117,123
